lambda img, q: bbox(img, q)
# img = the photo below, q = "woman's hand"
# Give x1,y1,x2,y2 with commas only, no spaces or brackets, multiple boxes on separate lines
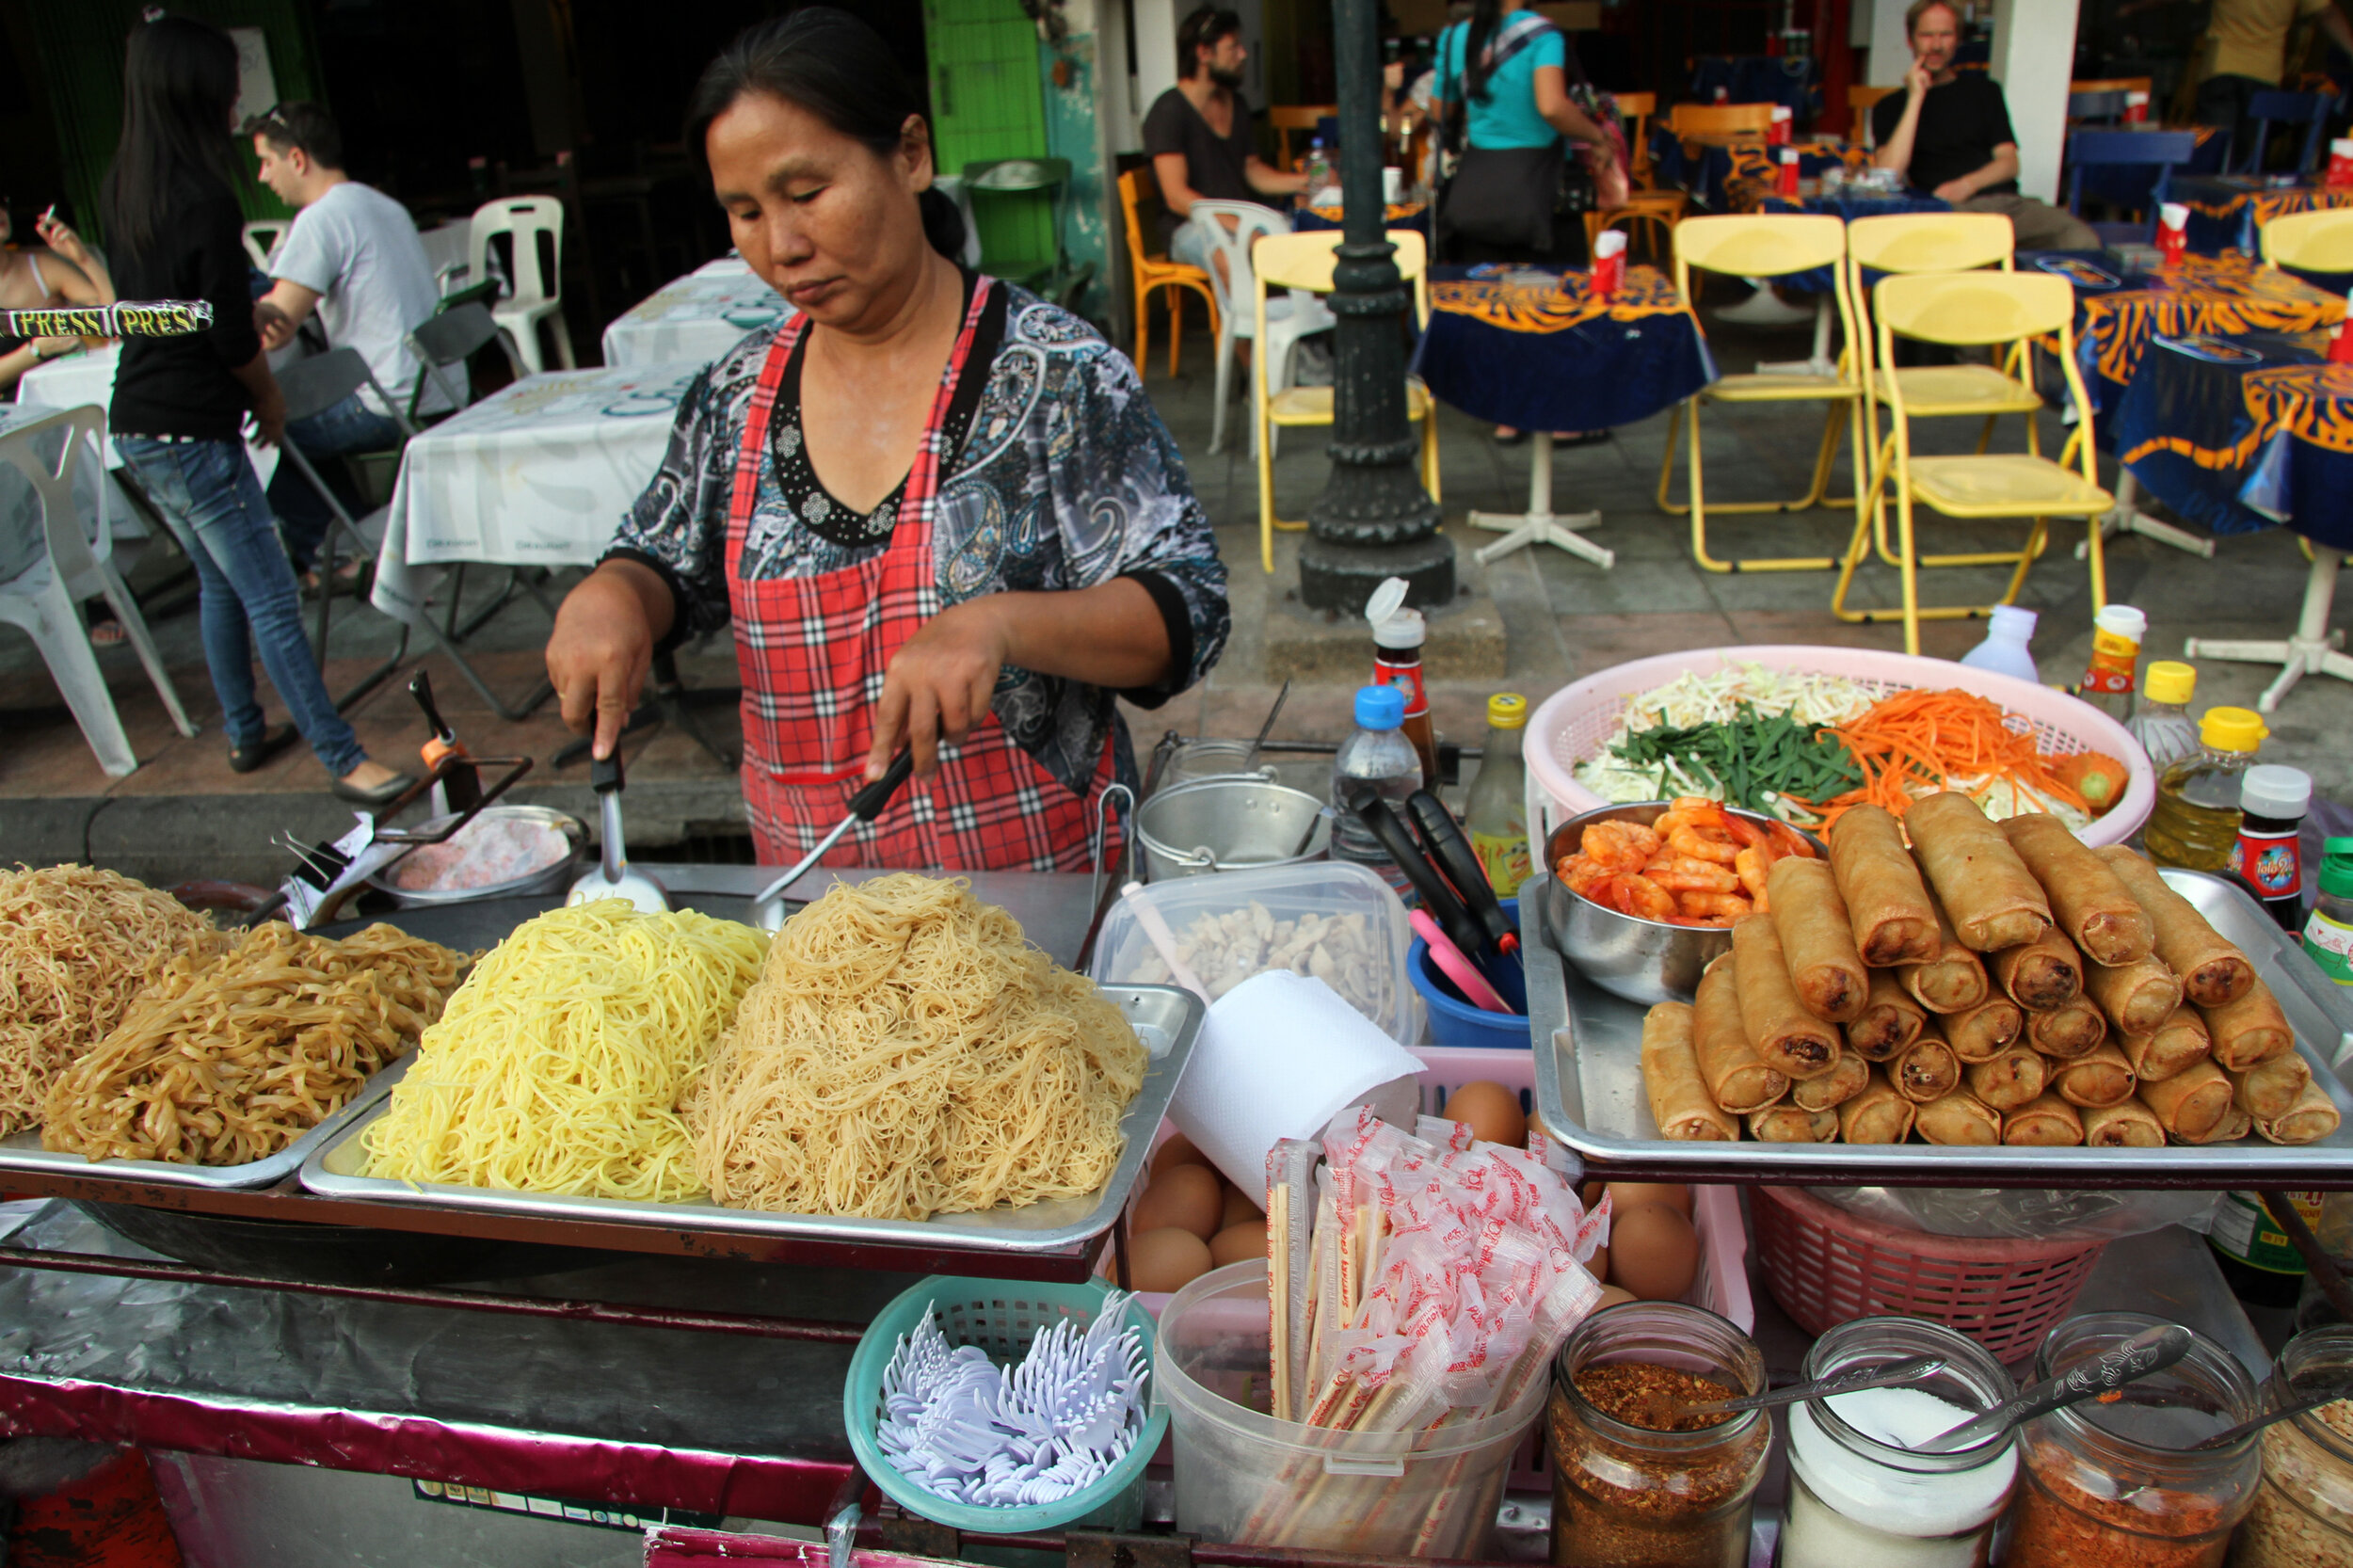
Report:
549,561,668,760
33,211,91,271
865,596,1010,780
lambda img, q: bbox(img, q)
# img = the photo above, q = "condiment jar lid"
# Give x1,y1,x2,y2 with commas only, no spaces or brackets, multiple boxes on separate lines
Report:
2241,763,2312,819
2200,705,2268,752
1355,683,1405,729
1487,693,1529,729
1364,576,1425,649
2144,660,2197,705
2322,837,2353,899
2094,604,2147,642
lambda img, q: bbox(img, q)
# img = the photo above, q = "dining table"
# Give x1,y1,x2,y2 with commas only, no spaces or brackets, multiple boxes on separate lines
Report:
2174,172,2353,257
600,268,791,369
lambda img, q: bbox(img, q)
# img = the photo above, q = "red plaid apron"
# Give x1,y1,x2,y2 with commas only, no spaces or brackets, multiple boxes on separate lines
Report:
724,279,1117,871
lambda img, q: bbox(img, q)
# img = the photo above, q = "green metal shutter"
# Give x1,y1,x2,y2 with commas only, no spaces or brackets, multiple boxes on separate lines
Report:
923,0,1054,275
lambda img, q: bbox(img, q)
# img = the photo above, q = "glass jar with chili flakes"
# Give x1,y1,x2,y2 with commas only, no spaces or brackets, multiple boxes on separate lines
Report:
2231,1323,2353,1567
1546,1302,1769,1568
2007,1312,2263,1568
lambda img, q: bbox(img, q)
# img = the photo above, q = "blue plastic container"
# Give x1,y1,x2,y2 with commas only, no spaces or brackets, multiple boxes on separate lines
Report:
1407,898,1532,1048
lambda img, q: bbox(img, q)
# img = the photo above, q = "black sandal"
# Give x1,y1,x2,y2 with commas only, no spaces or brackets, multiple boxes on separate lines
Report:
229,724,298,774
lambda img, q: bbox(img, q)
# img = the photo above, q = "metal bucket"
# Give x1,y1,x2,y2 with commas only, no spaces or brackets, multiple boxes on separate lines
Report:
1133,776,1330,880
363,806,586,906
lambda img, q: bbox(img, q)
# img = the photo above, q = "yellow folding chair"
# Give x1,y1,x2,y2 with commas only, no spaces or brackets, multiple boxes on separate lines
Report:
2261,207,2353,272
1252,229,1441,572
1833,271,2114,653
1657,214,1865,573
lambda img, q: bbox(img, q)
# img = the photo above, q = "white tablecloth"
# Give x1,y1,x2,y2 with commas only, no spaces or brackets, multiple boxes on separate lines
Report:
370,360,700,630
16,343,281,485
600,269,791,368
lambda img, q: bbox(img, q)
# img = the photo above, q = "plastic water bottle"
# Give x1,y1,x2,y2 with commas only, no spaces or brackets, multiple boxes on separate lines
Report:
1305,138,1335,203
1957,603,2041,683
2127,659,2202,774
1332,684,1424,895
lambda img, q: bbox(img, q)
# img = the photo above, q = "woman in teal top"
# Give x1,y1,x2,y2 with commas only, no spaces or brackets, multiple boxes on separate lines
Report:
1432,0,1617,266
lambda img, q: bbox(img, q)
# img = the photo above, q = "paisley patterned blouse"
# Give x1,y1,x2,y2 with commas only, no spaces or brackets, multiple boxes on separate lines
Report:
605,276,1230,797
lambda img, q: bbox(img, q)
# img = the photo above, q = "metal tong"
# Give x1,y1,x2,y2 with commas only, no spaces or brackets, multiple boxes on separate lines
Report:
566,750,670,913
750,751,917,931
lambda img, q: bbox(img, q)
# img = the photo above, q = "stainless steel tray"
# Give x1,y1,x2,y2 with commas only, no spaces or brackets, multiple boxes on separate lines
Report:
0,1055,413,1192
300,984,1204,1253
1527,868,2353,1186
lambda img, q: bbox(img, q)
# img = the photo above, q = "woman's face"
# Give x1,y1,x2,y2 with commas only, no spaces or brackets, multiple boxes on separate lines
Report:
707,91,935,328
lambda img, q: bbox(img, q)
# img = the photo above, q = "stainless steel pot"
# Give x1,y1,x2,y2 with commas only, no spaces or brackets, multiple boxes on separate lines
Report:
364,806,587,906
1133,776,1331,880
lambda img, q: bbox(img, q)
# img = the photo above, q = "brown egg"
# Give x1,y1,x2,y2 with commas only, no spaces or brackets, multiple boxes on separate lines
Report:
1582,1180,1608,1211
1209,1218,1267,1267
1609,1203,1701,1302
1595,1285,1639,1310
1441,1080,1528,1147
1590,1242,1609,1285
1153,1131,1213,1178
1607,1182,1693,1217
1221,1182,1263,1229
1131,1163,1223,1240
1129,1227,1213,1292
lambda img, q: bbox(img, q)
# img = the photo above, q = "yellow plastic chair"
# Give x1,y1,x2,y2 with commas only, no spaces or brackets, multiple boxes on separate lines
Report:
1832,271,2114,654
2261,207,2353,273
1252,229,1440,572
1657,214,1866,574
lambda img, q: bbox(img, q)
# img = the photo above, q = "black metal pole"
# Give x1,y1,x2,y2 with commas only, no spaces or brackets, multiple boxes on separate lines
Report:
1297,0,1453,614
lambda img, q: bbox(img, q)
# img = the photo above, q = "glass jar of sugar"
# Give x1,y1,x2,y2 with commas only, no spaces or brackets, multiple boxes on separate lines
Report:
1782,1315,2020,1568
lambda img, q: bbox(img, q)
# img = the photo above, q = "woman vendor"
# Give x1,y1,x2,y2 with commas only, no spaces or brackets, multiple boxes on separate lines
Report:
546,8,1228,872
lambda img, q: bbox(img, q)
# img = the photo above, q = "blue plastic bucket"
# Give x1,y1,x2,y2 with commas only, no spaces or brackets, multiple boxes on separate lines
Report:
1407,898,1532,1048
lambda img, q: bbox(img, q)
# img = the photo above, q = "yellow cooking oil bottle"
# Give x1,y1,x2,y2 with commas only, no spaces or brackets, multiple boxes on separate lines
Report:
2142,706,2268,871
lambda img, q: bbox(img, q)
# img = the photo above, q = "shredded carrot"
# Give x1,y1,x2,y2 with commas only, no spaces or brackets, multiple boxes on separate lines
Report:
1786,689,2089,828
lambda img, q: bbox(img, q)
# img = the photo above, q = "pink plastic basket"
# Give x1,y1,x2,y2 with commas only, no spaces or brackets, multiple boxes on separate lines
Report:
1522,644,2155,849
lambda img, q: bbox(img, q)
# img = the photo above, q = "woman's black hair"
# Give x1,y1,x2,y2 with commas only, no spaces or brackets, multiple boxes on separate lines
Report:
685,8,966,261
100,14,242,262
1462,0,1504,104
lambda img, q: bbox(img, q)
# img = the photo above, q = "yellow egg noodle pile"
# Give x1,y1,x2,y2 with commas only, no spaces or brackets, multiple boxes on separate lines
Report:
0,863,221,1134
43,921,467,1165
686,873,1147,1221
362,900,767,1201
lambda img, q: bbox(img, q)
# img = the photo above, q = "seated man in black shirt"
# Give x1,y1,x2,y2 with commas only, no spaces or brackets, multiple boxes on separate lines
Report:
1873,0,2100,250
1142,7,1306,272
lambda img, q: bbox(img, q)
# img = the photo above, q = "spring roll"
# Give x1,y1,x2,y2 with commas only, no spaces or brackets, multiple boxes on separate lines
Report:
1732,915,1842,1080
1827,804,1940,966
1993,928,2084,1013
2083,1099,2166,1147
2202,982,2297,1071
2118,1007,2212,1084
1838,1068,1918,1144
1964,1044,2049,1111
1897,903,1992,1014
1846,969,1929,1062
1945,996,2026,1063
1791,1049,1871,1113
1767,859,1870,1023
2138,1059,2233,1141
2026,996,2108,1060
1893,1032,1962,1104
1906,792,2054,952
1915,1088,2003,1145
1641,1001,1740,1142
2053,1040,2137,1109
1692,957,1789,1114
1749,1104,1840,1143
2094,847,2257,1007
2230,1051,2313,1123
1998,812,2155,966
2258,1080,2343,1145
2004,1093,2086,1146
2084,952,2185,1039
2175,1103,2253,1145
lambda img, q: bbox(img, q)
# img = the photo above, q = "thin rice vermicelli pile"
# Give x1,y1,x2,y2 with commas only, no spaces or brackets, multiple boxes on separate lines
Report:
0,863,220,1135
42,921,467,1165
687,873,1146,1221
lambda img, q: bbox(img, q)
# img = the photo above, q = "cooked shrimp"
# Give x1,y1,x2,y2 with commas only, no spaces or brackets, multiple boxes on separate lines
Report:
1676,891,1753,922
1735,846,1773,904
1579,819,1661,872
1644,856,1742,892
1607,873,1679,921
1651,797,1721,837
1668,824,1739,864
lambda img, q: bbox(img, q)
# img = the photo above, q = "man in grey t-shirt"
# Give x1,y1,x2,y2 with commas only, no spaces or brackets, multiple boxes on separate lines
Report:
249,102,455,584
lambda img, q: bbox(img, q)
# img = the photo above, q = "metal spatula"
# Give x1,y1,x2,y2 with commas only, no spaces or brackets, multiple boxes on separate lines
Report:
566,750,669,913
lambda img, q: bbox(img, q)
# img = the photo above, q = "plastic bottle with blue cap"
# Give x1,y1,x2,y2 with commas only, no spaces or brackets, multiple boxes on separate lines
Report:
1332,684,1424,896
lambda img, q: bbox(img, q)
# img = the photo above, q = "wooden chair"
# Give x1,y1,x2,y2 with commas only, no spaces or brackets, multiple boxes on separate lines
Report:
2069,76,2154,98
1117,167,1219,378
1849,85,1897,147
1615,91,1659,185
1667,102,1775,144
1271,104,1338,172
1586,192,1689,262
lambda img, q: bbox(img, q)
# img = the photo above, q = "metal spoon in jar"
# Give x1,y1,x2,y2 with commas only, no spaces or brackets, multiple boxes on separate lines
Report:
1912,1322,2194,1454
1678,1355,1949,1418
2177,1383,2353,1452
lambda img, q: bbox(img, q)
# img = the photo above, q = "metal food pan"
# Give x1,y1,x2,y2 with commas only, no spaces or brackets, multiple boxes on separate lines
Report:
1527,868,2353,1187
300,984,1204,1254
0,1055,414,1192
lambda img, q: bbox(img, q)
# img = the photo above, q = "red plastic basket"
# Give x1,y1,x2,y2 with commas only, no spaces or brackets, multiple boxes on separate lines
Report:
1750,1184,2108,1363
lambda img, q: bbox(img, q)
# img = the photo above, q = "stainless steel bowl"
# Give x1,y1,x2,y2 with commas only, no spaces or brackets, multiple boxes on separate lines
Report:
1543,802,1825,1005
1133,776,1331,880
363,806,587,907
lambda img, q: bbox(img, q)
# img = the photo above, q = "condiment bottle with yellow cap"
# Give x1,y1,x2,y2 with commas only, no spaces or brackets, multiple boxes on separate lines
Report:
1465,694,1531,894
2144,705,2270,871
2127,660,2201,773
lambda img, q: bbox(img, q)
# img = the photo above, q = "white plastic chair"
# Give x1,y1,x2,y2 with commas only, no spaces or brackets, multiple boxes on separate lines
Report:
1186,200,1336,457
468,196,576,374
242,220,291,272
0,405,196,777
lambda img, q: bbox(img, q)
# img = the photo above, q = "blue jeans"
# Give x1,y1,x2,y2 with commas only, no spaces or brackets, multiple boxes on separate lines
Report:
270,392,406,573
118,436,367,777
1170,224,1212,274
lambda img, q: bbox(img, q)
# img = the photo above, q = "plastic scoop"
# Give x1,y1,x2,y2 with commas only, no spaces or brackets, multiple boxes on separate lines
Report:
1409,908,1510,1013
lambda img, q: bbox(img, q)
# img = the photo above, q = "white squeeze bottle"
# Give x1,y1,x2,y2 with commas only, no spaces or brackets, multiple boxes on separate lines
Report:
1331,684,1424,895
1957,603,2041,683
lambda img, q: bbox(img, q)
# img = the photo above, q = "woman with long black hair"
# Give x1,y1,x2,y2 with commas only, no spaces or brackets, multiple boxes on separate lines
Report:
1432,0,1618,267
103,14,407,799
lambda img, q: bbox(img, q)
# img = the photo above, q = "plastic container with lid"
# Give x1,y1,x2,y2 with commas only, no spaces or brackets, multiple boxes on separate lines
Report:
2144,705,2270,872
2004,1311,2263,1568
2130,660,2202,774
1958,603,2041,683
2231,762,2312,929
2232,1323,2353,1567
1546,1302,1770,1568
2305,838,2353,988
1781,1316,2019,1568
